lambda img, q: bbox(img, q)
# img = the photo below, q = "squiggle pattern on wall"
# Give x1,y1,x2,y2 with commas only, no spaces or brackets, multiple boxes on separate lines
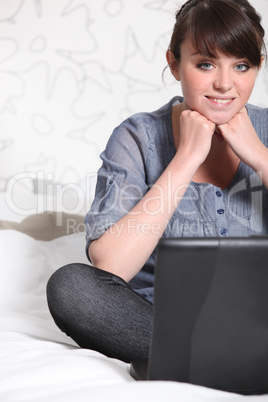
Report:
0,0,267,192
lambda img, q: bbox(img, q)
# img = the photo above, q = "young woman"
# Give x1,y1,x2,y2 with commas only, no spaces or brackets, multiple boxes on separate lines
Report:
47,0,267,369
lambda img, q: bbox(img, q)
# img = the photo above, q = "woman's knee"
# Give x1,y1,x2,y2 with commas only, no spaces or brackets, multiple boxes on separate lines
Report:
47,263,83,300
46,263,153,359
47,263,92,317
46,263,127,316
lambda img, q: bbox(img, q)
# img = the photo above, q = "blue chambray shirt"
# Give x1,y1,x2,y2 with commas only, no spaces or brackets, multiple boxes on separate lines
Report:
85,96,268,303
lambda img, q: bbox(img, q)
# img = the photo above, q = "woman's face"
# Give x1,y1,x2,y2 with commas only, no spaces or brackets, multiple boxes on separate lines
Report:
171,39,260,125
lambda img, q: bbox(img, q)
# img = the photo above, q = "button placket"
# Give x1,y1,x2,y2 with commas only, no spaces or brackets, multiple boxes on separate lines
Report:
214,188,228,236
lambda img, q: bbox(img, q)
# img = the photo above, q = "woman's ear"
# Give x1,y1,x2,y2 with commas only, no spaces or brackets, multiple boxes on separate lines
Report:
166,50,180,81
258,56,264,73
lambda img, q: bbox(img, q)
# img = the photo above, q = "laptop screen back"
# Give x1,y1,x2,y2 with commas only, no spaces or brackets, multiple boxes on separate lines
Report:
148,237,268,394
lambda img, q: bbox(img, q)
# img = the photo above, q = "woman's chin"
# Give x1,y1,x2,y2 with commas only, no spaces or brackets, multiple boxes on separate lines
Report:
212,117,230,125
194,108,233,125
205,114,231,125
187,104,236,125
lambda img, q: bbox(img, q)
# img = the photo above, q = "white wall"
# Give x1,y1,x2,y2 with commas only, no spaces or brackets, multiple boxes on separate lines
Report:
0,0,268,192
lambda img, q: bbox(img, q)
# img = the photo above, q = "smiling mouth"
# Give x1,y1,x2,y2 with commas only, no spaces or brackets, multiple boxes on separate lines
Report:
206,96,235,104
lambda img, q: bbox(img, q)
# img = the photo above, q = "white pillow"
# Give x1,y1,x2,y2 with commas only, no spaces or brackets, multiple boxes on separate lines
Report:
0,230,89,344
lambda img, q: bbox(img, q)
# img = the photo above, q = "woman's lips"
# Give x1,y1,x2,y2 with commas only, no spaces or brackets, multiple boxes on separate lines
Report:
205,96,235,106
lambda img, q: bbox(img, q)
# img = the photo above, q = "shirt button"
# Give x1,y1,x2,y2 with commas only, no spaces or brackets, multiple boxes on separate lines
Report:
216,191,222,197
217,208,224,214
220,228,228,236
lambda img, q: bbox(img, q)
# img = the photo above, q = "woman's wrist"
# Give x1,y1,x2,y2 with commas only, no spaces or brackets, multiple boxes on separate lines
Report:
248,147,268,190
248,146,268,173
173,149,204,176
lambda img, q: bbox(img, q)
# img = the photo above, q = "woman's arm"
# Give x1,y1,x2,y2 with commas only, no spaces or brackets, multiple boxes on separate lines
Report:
89,110,215,282
218,108,268,189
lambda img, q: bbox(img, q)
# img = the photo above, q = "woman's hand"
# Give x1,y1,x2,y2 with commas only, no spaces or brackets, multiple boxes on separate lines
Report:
217,108,268,172
176,110,216,167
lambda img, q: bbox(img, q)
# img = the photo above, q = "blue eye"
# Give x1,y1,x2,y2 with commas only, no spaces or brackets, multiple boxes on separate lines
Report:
235,63,249,72
197,62,213,70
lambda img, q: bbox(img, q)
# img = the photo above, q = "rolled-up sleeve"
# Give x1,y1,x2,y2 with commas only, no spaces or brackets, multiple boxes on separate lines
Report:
85,116,151,260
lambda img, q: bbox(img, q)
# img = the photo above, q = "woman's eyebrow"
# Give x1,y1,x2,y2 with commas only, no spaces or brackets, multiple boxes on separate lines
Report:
190,49,212,56
191,52,216,59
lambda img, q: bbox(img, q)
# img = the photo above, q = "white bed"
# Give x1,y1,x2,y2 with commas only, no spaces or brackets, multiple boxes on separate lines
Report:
1,188,267,402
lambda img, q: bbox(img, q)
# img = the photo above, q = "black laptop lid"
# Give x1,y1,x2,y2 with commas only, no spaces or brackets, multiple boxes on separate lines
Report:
132,237,268,395
149,237,219,382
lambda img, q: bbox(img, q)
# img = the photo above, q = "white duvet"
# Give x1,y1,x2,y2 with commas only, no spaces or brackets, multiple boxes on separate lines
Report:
1,224,268,401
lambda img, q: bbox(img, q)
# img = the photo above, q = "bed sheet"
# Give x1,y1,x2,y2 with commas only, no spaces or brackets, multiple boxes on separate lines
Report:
0,193,268,401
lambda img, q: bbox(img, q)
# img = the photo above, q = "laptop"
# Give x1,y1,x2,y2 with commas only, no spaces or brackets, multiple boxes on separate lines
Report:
130,237,268,395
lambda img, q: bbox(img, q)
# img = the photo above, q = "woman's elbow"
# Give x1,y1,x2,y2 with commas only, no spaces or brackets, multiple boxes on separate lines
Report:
88,240,103,268
88,240,124,278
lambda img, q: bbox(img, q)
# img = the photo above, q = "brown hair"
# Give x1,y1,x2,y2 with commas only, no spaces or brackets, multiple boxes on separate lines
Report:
169,0,266,67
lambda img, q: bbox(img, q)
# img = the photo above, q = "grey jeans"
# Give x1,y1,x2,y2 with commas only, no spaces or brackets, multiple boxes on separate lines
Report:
46,263,153,362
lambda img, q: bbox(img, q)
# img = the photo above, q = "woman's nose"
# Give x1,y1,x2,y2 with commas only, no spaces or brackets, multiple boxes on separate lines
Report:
213,69,233,92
